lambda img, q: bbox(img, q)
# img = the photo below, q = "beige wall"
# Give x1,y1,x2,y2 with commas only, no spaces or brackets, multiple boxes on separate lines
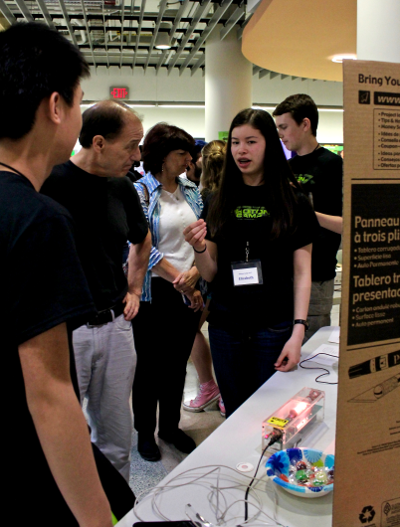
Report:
81,66,344,142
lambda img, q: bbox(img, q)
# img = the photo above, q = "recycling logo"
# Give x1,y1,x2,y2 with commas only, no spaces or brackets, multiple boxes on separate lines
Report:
359,505,375,524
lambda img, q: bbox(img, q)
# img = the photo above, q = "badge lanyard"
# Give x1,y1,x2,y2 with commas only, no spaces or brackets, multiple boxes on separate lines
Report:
231,241,263,287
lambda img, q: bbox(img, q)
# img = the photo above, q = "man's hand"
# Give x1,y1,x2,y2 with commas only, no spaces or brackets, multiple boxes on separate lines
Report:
123,291,140,320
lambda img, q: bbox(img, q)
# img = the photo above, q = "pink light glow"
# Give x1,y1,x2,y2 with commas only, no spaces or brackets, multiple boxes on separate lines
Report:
294,402,308,414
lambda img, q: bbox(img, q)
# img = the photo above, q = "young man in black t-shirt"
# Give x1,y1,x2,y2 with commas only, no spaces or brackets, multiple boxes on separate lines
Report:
42,100,151,481
274,94,343,341
0,22,113,526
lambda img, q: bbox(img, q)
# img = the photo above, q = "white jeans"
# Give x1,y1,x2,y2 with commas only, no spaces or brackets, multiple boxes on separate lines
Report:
73,314,136,481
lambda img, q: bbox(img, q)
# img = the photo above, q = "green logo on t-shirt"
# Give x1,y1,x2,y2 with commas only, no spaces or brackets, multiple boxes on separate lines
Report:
234,205,270,219
295,173,314,185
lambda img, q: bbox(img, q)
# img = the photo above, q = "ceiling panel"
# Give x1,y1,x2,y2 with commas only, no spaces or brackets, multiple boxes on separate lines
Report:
0,0,249,74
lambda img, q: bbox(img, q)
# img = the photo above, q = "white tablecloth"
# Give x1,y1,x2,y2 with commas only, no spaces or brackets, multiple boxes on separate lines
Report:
118,326,339,527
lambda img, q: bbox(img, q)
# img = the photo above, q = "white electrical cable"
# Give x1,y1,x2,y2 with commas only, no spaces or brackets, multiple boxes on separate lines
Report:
133,464,289,527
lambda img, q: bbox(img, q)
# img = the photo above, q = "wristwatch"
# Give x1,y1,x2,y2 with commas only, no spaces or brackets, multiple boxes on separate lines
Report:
294,319,309,330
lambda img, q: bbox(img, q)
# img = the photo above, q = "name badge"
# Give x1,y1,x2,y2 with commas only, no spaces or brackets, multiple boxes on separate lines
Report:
231,260,263,287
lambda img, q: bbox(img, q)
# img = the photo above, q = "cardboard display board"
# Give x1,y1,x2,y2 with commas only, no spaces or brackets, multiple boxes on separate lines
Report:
333,60,400,527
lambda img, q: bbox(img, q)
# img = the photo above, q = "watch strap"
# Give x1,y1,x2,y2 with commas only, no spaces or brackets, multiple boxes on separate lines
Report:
294,319,309,330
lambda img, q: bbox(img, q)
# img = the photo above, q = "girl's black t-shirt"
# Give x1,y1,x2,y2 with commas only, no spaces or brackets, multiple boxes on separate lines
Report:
203,183,319,328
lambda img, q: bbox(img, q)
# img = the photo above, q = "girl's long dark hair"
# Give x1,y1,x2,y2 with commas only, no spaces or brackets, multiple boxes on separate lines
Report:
207,108,301,239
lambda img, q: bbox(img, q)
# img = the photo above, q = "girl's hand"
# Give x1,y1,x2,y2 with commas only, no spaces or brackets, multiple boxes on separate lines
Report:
274,336,302,372
183,219,207,251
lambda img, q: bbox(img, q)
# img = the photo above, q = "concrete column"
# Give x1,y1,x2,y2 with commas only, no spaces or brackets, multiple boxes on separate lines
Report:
205,26,252,142
357,0,400,62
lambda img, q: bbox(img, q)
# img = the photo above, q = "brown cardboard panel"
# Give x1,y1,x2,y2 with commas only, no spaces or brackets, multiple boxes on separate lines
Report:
333,60,400,527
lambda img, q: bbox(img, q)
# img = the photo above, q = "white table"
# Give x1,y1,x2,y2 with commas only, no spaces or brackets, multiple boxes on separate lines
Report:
118,327,339,527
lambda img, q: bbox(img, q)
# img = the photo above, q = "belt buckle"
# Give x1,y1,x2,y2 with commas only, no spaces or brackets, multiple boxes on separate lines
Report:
86,307,115,328
86,320,103,329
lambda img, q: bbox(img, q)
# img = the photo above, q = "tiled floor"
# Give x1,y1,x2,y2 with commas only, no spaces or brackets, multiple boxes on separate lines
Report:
129,322,224,497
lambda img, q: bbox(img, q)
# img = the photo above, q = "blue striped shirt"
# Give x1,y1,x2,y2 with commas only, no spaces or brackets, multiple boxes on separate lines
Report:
134,173,203,302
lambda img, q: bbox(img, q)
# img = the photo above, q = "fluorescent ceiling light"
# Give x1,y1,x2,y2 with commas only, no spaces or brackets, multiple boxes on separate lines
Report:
155,38,171,50
252,105,275,111
253,105,343,113
159,104,205,109
155,23,172,50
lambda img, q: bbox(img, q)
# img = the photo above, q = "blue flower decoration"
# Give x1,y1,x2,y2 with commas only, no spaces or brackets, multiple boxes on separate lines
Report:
266,450,289,476
309,485,323,493
266,448,335,498
325,455,335,469
304,449,322,464
287,448,302,465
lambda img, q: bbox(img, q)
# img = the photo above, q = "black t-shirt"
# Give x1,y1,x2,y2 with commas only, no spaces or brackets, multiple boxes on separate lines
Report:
203,183,319,328
42,161,148,310
289,147,343,281
0,171,95,524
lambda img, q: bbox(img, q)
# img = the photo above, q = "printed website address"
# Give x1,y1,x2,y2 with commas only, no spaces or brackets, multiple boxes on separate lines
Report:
375,91,400,106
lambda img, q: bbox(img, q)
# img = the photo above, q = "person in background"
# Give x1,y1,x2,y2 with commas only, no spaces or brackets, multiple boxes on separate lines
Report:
184,109,319,418
0,22,113,526
273,94,343,341
42,100,151,482
132,123,203,461
183,140,227,416
200,140,227,201
186,139,207,186
127,145,144,183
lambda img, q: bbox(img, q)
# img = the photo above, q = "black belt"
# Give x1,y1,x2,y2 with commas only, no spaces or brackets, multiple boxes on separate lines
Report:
86,301,125,328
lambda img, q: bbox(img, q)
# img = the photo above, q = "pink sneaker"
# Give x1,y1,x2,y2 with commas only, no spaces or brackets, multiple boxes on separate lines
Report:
183,379,220,412
218,397,226,418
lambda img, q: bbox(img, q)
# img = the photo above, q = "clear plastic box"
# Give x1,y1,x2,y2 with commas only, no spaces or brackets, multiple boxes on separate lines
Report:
262,387,325,455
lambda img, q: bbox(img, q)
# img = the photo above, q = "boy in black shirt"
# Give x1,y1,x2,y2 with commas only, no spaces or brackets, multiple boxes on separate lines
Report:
0,22,113,526
274,94,343,340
